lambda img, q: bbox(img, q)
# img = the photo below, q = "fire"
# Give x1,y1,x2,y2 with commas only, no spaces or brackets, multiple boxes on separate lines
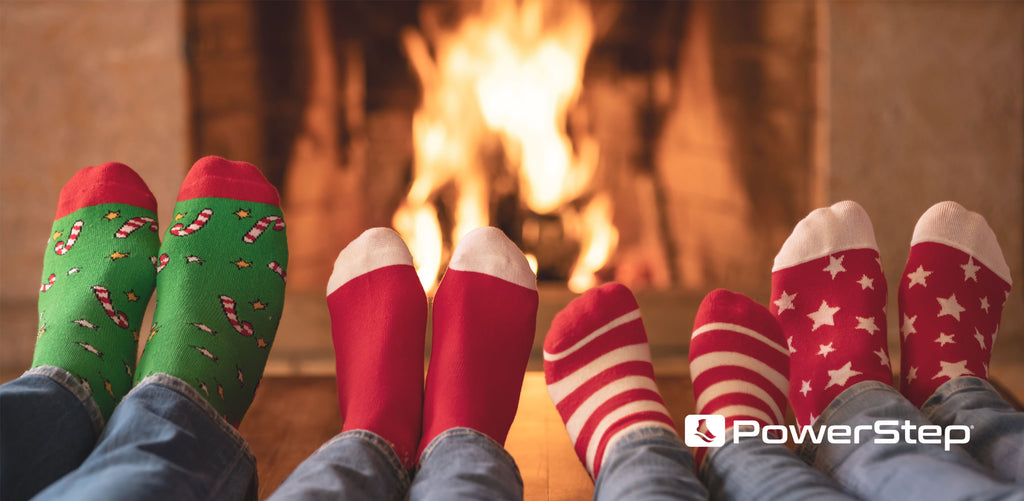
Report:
397,0,614,293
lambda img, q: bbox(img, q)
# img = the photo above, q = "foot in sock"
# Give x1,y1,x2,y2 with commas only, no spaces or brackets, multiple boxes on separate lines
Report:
327,228,426,470
899,201,1012,407
544,283,676,479
419,227,538,455
770,201,891,427
689,289,790,465
134,156,288,426
32,162,161,420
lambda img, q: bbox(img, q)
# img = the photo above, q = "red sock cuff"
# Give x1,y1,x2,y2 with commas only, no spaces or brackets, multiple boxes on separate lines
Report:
55,162,157,219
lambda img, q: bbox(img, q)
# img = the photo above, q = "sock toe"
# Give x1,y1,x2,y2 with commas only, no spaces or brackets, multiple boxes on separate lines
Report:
448,227,536,290
911,201,1011,285
327,228,415,295
55,162,157,219
544,282,639,357
773,200,878,271
176,156,280,206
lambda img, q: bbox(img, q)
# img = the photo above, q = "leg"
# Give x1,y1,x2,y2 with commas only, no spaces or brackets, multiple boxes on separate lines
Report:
0,367,102,501
898,202,1022,483
269,227,427,499
413,227,538,500
32,375,257,501
545,283,704,500
691,290,855,501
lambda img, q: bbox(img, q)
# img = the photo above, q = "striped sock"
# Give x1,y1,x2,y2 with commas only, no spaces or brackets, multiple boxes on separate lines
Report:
544,283,676,479
689,289,789,465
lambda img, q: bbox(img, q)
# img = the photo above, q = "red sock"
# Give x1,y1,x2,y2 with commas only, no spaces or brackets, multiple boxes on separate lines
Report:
419,227,538,455
899,202,1011,407
689,289,789,465
771,201,892,427
328,228,427,470
544,283,675,479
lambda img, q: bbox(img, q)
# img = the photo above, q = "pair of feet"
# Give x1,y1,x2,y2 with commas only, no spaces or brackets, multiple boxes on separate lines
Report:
33,157,288,426
543,200,1010,476
327,227,538,470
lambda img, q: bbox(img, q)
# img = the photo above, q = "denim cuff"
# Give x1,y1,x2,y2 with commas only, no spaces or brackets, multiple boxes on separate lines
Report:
604,423,682,475
418,427,521,482
920,376,1001,419
131,373,255,465
25,365,104,435
322,429,412,487
794,380,898,464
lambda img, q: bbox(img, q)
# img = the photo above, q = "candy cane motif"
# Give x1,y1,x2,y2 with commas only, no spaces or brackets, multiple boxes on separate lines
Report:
92,285,129,329
268,261,286,281
242,216,285,244
151,254,169,273
54,220,84,255
169,209,213,237
40,274,56,292
219,294,253,337
115,216,157,238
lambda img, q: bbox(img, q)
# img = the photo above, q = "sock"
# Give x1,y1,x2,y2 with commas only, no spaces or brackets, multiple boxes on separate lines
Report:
544,282,676,479
419,227,538,455
899,201,1011,407
689,289,790,465
134,156,287,426
770,201,891,427
327,228,426,470
32,162,160,420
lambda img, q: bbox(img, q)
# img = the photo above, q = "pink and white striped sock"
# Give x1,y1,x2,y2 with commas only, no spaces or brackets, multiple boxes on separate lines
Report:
899,202,1012,407
328,228,427,470
689,289,790,465
419,227,538,454
544,283,676,479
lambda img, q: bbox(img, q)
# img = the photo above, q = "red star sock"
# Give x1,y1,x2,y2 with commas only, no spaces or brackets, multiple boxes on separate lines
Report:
544,283,676,479
770,201,892,427
899,202,1011,407
327,228,427,470
689,289,789,465
419,227,538,455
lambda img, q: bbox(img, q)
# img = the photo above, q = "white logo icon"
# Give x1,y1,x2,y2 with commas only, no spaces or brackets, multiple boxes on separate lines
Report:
684,414,726,447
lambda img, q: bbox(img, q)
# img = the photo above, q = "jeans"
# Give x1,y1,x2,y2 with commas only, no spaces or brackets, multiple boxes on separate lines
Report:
798,379,1024,500
0,367,257,501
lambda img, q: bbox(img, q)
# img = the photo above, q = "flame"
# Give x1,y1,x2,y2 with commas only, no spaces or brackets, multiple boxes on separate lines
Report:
398,0,613,292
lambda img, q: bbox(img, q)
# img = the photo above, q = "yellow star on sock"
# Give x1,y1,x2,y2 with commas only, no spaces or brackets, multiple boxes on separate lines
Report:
233,259,252,269
234,208,251,219
250,299,267,310
104,210,121,220
125,290,139,302
52,231,63,240
109,251,130,260
256,338,269,348
175,212,186,221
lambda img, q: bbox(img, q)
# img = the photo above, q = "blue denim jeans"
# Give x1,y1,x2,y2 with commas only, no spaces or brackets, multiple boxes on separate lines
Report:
0,367,257,501
798,379,1024,500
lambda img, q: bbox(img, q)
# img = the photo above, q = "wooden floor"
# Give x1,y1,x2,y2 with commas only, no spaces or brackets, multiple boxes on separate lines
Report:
240,373,695,500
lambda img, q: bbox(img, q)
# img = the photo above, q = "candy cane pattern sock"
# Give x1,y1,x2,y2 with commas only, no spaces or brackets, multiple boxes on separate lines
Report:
771,201,892,427
544,282,676,479
419,227,538,455
135,156,287,426
328,228,426,470
689,289,789,466
32,162,160,420
899,201,1012,407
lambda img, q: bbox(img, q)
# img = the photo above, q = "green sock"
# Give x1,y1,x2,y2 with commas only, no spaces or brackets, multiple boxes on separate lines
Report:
135,156,288,426
33,162,161,421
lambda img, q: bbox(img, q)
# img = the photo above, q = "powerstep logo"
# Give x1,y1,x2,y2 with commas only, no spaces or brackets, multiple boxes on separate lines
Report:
684,415,971,451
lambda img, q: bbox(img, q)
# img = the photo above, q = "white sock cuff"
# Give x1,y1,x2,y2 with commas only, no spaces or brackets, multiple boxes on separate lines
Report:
773,200,879,272
327,227,414,295
447,227,537,290
911,201,1011,285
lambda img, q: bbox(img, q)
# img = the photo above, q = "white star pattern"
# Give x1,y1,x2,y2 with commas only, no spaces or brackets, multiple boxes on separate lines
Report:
937,294,966,321
961,256,980,282
933,360,972,381
857,275,874,290
826,362,862,389
973,329,986,350
901,314,917,340
983,363,989,378
873,347,889,366
907,265,932,288
787,337,796,354
800,380,812,397
774,291,797,314
855,316,880,334
817,343,835,357
980,296,990,313
905,366,918,383
935,332,955,346
807,301,841,331
823,255,846,279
